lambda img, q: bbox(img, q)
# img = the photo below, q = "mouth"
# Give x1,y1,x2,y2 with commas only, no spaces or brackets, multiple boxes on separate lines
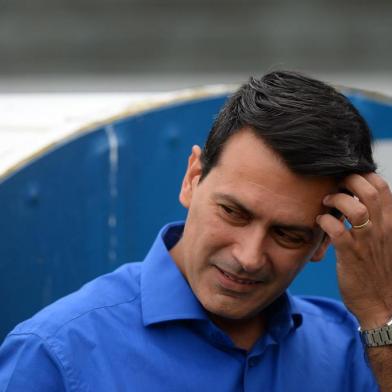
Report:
215,266,262,286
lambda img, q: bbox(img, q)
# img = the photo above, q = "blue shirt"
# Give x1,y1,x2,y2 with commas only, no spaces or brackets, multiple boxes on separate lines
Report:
0,223,379,391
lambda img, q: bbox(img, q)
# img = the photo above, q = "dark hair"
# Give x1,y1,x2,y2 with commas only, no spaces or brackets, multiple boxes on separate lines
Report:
200,70,376,180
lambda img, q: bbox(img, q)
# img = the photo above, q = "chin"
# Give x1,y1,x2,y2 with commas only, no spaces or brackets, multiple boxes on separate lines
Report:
203,300,258,321
197,285,265,320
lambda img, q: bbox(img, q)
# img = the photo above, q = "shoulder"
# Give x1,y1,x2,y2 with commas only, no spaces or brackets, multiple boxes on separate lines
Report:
282,296,378,391
10,261,143,340
0,262,144,390
293,295,355,323
289,295,363,357
291,295,360,337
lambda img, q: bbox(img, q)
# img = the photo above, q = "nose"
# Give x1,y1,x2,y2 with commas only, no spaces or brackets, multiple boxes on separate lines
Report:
231,225,269,274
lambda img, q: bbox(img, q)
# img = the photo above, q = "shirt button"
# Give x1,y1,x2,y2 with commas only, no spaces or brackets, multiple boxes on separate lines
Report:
248,357,259,368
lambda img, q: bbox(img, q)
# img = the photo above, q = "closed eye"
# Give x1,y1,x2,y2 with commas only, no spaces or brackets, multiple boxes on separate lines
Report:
220,204,234,214
218,204,250,224
273,227,308,248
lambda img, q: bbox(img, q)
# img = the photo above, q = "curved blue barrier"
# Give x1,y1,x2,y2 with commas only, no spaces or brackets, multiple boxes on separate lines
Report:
1,90,391,341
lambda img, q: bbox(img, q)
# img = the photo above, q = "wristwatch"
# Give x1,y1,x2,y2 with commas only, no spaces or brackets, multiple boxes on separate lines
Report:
359,317,392,347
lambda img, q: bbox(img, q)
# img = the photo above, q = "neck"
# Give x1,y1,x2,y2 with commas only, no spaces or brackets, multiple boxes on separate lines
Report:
209,313,267,351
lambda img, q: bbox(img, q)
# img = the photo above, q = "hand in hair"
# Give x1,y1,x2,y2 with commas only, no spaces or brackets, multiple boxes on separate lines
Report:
317,172,392,391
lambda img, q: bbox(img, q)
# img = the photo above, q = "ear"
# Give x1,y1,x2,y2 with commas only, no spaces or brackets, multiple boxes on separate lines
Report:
310,234,330,262
179,145,202,209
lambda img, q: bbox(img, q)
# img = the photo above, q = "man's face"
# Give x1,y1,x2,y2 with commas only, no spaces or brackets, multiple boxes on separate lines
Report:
171,129,335,321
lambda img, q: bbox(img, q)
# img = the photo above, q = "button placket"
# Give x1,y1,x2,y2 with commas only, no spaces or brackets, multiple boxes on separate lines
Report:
248,356,259,368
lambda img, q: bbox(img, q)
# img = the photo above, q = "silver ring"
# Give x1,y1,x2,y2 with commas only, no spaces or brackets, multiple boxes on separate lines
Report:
352,218,370,230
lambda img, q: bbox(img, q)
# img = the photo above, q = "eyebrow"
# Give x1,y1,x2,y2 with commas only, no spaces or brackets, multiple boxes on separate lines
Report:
212,192,316,239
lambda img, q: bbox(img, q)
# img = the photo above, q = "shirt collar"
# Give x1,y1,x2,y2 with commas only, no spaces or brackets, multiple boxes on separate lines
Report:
140,222,303,333
141,222,208,326
264,291,303,342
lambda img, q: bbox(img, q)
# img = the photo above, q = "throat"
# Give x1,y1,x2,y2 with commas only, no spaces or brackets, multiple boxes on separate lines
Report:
209,313,267,351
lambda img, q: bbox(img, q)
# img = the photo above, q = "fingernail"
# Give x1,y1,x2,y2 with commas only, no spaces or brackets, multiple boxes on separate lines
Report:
323,195,330,203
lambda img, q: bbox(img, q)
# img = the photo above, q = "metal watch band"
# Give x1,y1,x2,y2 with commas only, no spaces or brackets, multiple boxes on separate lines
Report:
359,318,392,348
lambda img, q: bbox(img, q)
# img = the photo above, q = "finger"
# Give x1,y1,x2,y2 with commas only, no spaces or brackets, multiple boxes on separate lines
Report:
342,174,382,226
316,213,353,248
323,193,369,228
364,173,392,235
363,172,392,208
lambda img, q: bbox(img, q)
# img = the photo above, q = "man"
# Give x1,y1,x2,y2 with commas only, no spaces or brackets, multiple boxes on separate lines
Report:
1,71,391,391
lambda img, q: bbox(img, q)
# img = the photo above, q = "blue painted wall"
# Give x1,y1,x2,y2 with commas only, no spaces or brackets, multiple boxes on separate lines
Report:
1,91,391,341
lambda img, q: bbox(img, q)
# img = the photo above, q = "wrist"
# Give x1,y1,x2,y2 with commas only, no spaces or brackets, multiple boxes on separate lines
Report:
349,303,392,330
359,316,392,348
358,309,392,330
359,314,392,330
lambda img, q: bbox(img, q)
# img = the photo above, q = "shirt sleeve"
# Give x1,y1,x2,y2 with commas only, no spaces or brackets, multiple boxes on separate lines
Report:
0,333,68,392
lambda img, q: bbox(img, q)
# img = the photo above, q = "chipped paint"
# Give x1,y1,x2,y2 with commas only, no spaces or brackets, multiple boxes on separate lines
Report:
0,86,236,181
105,124,119,264
105,124,119,199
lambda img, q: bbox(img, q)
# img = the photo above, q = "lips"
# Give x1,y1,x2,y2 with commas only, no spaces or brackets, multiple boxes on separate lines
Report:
216,267,261,286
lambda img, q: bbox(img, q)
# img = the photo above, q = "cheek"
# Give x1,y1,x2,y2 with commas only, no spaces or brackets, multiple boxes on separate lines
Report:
185,218,236,279
277,262,305,280
193,227,233,265
191,205,233,243
268,246,311,280
204,218,240,259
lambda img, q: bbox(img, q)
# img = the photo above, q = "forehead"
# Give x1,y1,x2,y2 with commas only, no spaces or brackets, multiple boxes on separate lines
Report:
205,129,337,222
